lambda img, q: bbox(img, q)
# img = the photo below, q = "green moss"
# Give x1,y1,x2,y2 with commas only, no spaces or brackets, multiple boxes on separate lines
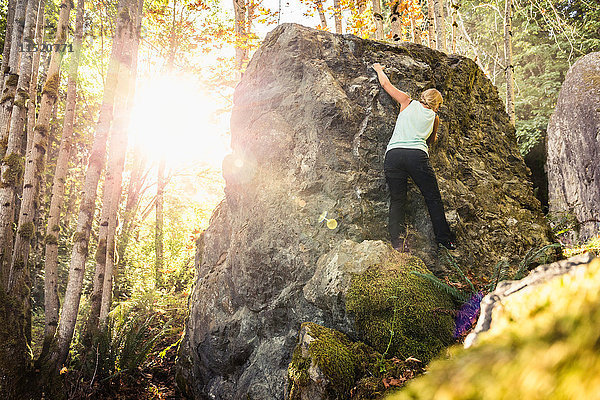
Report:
42,73,60,99
1,153,24,187
0,93,14,105
306,322,360,394
5,73,19,87
0,135,7,153
287,344,311,399
287,322,420,399
72,231,86,243
18,222,35,240
95,238,107,264
44,234,58,245
287,323,365,398
346,253,456,363
388,258,600,400
13,89,29,108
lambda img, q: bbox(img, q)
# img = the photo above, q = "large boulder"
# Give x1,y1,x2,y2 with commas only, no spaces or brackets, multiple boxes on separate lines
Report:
546,52,600,242
178,24,552,399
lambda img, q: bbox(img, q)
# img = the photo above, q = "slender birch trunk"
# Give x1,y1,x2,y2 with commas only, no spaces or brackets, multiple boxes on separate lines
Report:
426,0,435,48
0,0,28,159
410,16,422,44
1,0,41,289
450,1,459,53
98,0,143,328
42,0,85,352
372,0,384,40
116,152,147,277
10,0,69,294
1,0,17,81
390,1,402,42
155,157,166,287
48,0,131,369
504,0,515,125
26,0,45,155
333,0,342,34
433,0,446,51
315,0,327,29
233,0,248,72
0,1,40,394
0,0,29,285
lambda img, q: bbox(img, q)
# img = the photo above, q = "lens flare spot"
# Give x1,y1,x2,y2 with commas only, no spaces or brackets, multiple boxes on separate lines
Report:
326,219,338,230
234,158,244,168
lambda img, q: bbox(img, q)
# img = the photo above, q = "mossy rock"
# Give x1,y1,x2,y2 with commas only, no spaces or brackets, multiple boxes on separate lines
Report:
287,322,417,400
346,253,456,363
387,257,600,400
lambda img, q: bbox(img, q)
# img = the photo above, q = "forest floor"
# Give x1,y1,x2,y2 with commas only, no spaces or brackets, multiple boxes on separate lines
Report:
79,335,184,400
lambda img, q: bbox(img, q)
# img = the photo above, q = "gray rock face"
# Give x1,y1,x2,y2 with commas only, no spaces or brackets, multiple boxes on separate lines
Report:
546,52,600,241
178,24,552,399
464,252,595,348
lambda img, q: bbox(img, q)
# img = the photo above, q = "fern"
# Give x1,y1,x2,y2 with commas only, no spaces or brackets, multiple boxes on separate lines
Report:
513,243,561,280
410,271,468,302
440,247,476,294
487,260,510,292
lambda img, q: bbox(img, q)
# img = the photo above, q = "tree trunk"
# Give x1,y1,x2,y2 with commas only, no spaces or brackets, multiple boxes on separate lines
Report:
116,152,147,282
47,0,131,370
0,0,41,395
504,0,515,125
41,0,85,353
99,0,143,328
26,0,45,156
0,0,28,159
1,0,41,288
426,0,435,48
315,0,327,29
390,1,402,42
433,0,446,51
372,0,384,40
333,0,342,34
155,157,166,287
1,0,17,81
10,0,68,294
0,0,28,285
233,0,248,71
450,1,458,53
410,16,422,44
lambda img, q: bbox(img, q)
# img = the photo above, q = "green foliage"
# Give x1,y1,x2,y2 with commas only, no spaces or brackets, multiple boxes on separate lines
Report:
459,0,600,155
410,272,469,302
346,254,456,363
513,243,562,280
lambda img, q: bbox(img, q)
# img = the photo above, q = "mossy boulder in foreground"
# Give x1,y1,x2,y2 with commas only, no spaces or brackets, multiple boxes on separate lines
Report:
387,255,600,399
287,322,421,400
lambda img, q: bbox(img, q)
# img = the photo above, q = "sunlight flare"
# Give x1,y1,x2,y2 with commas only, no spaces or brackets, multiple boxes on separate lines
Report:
129,74,231,168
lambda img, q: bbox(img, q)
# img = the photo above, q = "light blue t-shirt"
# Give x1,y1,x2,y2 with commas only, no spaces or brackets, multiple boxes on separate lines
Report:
386,100,436,155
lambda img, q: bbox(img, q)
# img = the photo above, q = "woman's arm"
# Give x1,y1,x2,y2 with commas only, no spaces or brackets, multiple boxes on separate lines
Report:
372,63,411,110
426,115,440,146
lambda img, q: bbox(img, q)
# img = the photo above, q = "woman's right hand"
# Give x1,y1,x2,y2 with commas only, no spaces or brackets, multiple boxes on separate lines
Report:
372,63,384,72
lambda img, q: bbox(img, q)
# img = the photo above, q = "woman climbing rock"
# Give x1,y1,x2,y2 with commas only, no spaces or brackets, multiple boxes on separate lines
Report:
373,63,456,252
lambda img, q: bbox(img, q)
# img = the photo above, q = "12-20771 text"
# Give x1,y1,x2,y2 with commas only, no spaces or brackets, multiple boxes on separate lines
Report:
19,43,74,52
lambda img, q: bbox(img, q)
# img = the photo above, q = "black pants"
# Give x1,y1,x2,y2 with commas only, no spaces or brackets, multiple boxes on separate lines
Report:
384,148,452,247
